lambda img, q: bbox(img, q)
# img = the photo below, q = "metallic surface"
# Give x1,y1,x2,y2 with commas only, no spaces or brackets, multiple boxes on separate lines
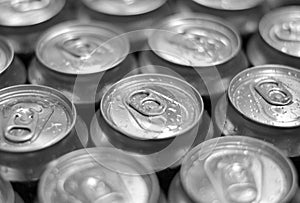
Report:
0,175,14,203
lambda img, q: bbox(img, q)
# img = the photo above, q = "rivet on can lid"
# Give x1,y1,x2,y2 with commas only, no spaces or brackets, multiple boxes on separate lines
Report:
148,14,240,67
192,0,263,10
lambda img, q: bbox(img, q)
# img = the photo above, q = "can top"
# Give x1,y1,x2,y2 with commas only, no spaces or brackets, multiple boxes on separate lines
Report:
0,175,14,203
181,136,298,203
228,65,300,128
0,37,13,75
0,85,76,152
101,74,203,140
81,0,166,16
39,148,159,203
192,0,263,10
36,21,129,75
148,14,240,67
0,0,65,26
260,6,300,58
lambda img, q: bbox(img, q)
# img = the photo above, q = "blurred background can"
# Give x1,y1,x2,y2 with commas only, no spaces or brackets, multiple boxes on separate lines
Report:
175,0,269,38
38,148,166,203
139,14,248,113
77,0,173,51
214,65,300,159
28,21,137,125
247,6,300,68
168,136,298,203
0,85,88,202
267,0,300,9
0,174,22,203
0,36,26,89
0,0,70,65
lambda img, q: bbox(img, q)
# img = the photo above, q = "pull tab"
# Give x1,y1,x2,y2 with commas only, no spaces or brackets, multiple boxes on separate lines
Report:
126,89,167,116
58,37,99,60
10,0,50,12
274,21,300,42
255,78,293,106
4,107,40,143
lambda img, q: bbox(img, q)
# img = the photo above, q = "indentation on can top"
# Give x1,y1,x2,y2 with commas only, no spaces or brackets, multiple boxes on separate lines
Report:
192,0,263,10
148,14,240,67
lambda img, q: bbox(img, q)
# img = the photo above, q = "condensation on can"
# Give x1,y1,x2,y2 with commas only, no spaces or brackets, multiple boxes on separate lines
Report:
247,6,300,68
214,64,300,158
0,85,88,182
0,36,26,89
38,148,162,203
168,136,298,203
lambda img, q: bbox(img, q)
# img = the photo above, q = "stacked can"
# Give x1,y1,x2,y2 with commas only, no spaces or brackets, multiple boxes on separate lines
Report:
28,21,137,125
175,0,268,38
247,6,300,68
0,85,88,202
38,148,166,203
139,14,248,112
0,175,24,203
267,0,300,9
168,136,298,203
77,0,173,51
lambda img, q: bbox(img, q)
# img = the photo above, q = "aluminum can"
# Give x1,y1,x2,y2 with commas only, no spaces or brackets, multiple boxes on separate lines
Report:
168,136,298,203
38,148,166,203
214,65,300,159
0,36,26,89
139,14,248,112
267,0,300,9
176,0,268,38
0,0,69,63
0,175,15,203
247,6,300,68
78,0,173,51
28,21,137,124
0,85,88,182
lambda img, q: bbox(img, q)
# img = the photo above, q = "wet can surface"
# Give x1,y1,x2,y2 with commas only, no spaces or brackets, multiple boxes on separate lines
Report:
28,21,137,124
0,36,26,89
214,65,300,158
0,85,88,182
176,0,268,38
168,136,298,203
78,0,173,51
0,0,69,63
39,148,165,203
139,14,248,112
247,6,300,68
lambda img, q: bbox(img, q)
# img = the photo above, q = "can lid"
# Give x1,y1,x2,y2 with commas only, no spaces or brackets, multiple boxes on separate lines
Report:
0,37,13,75
101,74,203,140
148,14,240,67
260,6,300,58
192,0,263,10
0,0,65,26
39,148,159,203
81,0,166,16
0,175,14,203
0,85,76,152
228,64,300,128
36,21,129,75
181,136,298,203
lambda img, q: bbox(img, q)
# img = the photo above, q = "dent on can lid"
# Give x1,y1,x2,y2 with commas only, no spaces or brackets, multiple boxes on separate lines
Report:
0,175,14,203
81,0,166,16
181,136,297,203
36,21,129,75
0,37,13,75
101,74,203,140
192,0,263,10
0,0,65,26
149,14,240,67
39,148,156,203
260,6,300,58
0,85,76,152
228,65,300,128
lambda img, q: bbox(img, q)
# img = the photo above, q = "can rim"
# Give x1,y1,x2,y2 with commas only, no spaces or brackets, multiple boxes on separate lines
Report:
148,13,241,67
0,36,14,75
100,73,204,141
180,136,298,203
35,20,130,75
191,0,264,11
39,147,160,203
227,64,300,128
0,84,77,153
